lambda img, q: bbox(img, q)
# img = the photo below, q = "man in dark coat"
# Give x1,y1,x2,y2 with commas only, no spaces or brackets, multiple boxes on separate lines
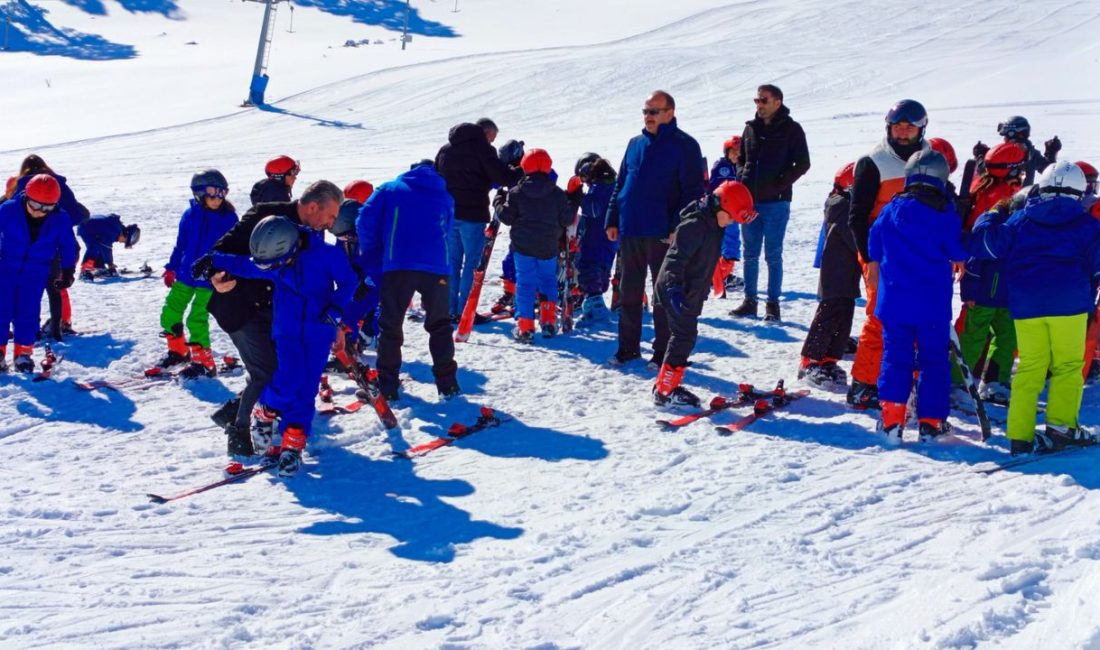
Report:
435,120,524,317
729,84,811,322
605,90,706,368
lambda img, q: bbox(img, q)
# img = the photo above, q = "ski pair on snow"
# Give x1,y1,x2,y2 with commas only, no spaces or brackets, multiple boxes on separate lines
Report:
656,380,792,428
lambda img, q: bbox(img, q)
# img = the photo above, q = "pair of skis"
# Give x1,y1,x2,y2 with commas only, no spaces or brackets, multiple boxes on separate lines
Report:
74,356,241,391
455,198,505,343
656,380,809,433
331,349,398,429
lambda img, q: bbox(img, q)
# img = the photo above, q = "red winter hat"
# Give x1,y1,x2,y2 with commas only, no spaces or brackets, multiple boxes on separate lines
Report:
343,179,374,204
520,148,552,175
928,137,958,173
723,136,742,154
25,173,61,204
834,162,856,190
712,180,755,223
265,155,300,177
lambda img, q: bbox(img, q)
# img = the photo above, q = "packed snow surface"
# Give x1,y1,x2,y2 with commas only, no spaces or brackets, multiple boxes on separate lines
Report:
2,1,1100,648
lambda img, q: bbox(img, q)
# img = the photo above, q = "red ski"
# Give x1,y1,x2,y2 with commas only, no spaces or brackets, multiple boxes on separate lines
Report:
714,389,810,435
455,214,502,343
394,406,507,459
657,381,787,429
333,349,398,429
147,456,278,504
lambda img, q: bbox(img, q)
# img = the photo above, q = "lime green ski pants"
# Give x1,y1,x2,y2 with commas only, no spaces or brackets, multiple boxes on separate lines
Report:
160,281,214,348
1007,313,1086,442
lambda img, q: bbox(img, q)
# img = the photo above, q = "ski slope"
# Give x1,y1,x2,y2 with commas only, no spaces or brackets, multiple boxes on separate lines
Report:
3,1,1100,648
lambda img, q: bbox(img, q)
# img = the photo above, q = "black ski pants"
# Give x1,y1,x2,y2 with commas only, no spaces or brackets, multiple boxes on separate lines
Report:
661,289,706,368
227,308,277,428
616,236,669,360
377,270,458,393
801,298,855,362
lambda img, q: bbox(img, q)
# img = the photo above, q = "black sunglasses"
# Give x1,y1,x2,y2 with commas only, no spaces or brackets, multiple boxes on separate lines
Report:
642,107,669,116
27,198,57,213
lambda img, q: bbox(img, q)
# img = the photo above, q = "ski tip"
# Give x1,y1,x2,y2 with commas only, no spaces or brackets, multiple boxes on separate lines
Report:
147,494,169,504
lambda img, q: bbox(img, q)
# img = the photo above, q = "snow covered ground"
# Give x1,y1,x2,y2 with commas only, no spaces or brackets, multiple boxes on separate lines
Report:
3,1,1100,648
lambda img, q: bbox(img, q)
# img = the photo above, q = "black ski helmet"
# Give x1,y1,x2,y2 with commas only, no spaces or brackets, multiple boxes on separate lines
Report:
329,199,361,239
191,168,228,201
575,152,600,177
997,115,1030,142
885,99,928,142
903,150,950,191
250,215,302,269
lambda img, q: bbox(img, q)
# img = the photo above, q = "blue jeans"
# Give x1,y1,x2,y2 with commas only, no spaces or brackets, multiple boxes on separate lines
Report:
741,200,791,302
513,252,558,320
448,220,487,316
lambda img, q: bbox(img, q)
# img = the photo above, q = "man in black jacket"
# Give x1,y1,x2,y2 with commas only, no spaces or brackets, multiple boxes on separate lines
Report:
730,84,811,322
435,120,524,318
201,180,342,457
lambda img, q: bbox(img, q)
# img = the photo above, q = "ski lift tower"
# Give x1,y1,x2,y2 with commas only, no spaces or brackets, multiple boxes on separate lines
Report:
242,0,289,107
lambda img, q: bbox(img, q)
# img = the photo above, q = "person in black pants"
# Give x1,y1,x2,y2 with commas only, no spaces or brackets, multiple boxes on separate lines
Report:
605,90,706,368
202,180,342,456
653,181,755,407
358,161,458,400
799,163,861,388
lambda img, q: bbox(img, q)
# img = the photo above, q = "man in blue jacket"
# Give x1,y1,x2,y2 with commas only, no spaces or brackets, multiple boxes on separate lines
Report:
358,161,459,400
606,90,705,367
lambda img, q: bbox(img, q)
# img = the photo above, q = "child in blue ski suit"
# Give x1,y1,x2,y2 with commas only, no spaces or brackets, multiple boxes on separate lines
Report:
77,213,140,278
574,156,619,324
0,176,78,371
210,218,355,476
329,197,380,349
868,151,966,443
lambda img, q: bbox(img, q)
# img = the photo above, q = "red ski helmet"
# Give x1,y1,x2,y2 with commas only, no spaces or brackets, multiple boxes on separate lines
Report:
834,162,856,190
25,174,61,205
343,179,374,204
984,142,1026,179
723,135,742,155
520,148,552,175
928,137,958,173
1074,161,1098,182
265,155,300,179
712,180,755,223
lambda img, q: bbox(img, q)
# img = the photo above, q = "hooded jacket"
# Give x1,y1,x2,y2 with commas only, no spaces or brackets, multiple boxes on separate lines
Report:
165,200,238,289
358,165,454,277
737,104,811,203
498,173,573,260
434,123,523,223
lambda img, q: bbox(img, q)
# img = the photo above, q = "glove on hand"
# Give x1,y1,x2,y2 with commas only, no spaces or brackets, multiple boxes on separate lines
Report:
162,269,176,288
972,141,989,160
1043,135,1062,161
190,255,216,281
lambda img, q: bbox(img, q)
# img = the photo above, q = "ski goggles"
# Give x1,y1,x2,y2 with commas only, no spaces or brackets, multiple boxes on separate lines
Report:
197,186,228,199
26,198,57,213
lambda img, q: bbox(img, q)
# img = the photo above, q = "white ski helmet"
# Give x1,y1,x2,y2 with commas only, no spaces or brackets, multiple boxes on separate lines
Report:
1036,161,1087,197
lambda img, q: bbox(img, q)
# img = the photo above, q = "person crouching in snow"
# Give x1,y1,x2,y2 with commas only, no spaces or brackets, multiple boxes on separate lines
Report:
969,161,1100,455
497,148,574,343
799,162,859,388
868,150,966,444
158,170,238,378
198,216,355,477
76,213,140,280
653,180,755,407
0,174,78,372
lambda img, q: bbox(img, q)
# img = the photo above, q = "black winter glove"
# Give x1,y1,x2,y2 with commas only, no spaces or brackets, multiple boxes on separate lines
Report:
57,267,76,289
1044,136,1061,162
498,139,525,166
492,190,507,210
972,141,989,161
191,254,216,281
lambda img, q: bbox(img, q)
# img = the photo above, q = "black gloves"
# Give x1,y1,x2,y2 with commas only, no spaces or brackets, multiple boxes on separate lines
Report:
191,254,216,281
972,141,989,161
1044,136,1061,162
57,267,76,289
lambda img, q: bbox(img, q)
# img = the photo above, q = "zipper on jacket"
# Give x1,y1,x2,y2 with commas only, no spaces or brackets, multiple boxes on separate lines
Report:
388,206,400,262
990,272,999,299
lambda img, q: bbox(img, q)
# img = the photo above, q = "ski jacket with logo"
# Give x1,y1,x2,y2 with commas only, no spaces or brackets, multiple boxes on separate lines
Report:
358,165,454,277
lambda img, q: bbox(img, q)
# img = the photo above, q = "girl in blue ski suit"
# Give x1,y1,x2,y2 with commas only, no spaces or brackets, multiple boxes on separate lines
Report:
212,232,355,441
0,191,78,367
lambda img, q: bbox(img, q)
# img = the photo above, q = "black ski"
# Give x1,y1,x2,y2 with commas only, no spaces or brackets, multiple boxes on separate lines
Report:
949,328,992,440
974,444,1097,475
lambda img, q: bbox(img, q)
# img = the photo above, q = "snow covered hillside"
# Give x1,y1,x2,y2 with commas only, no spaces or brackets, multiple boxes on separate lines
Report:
3,1,1100,648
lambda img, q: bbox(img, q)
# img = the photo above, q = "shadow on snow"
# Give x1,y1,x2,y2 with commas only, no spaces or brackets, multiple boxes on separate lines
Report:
291,0,458,38
1,1,136,60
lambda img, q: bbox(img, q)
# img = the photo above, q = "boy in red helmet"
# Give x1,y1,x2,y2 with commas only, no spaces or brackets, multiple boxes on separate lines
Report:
653,180,755,407
497,148,573,343
0,174,78,372
251,155,300,206
799,162,860,388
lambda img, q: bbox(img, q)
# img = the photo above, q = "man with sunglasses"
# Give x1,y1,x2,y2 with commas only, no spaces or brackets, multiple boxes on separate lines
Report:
728,84,811,322
0,174,78,372
199,180,342,458
973,116,1060,187
251,155,301,206
606,90,705,368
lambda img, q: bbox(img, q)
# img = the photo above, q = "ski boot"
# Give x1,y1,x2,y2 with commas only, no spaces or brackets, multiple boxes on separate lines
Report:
978,380,1010,406
277,425,306,478
491,279,516,316
13,345,34,374
179,344,217,379
918,419,947,443
250,405,278,454
513,317,535,344
437,376,461,401
652,363,701,408
1009,438,1033,456
578,294,610,326
211,396,242,429
0,346,7,373
846,380,880,410
225,423,255,458
877,401,907,445
1035,424,1098,453
723,274,745,294
157,325,190,368
539,301,558,338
